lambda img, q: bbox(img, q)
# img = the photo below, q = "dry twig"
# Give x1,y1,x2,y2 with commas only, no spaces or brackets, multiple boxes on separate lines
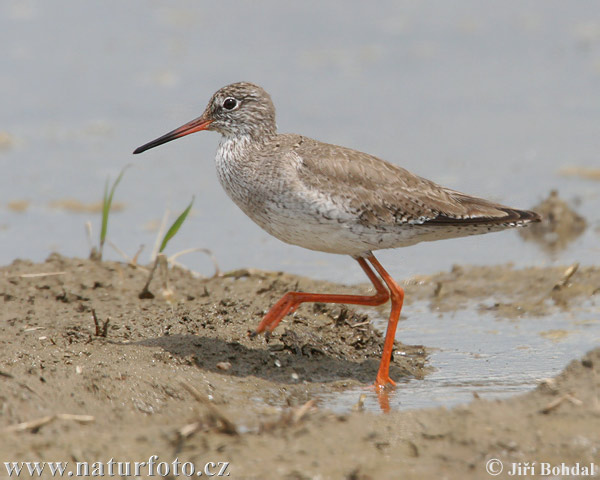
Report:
168,247,221,278
91,309,109,337
552,263,579,291
540,393,583,414
178,379,238,436
15,272,66,279
107,241,149,272
4,414,94,433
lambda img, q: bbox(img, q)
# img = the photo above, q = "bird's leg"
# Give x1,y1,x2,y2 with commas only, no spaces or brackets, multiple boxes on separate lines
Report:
366,254,405,388
253,257,389,335
253,255,404,390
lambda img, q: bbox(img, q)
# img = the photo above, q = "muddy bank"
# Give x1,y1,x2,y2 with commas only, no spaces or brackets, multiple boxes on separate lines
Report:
0,254,598,478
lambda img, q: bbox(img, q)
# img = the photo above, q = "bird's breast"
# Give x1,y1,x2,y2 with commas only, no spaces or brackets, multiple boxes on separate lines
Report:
215,136,284,220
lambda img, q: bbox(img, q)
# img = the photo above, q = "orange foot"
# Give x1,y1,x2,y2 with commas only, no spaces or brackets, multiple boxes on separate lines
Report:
375,375,397,389
373,383,396,413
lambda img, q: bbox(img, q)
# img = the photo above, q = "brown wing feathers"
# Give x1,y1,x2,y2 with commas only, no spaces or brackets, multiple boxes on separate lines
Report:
294,137,541,227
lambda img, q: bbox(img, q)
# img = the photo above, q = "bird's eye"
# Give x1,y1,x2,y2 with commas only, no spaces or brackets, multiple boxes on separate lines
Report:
223,97,238,110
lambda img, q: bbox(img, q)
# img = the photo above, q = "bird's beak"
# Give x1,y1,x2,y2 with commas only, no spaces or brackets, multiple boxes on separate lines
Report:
133,116,213,154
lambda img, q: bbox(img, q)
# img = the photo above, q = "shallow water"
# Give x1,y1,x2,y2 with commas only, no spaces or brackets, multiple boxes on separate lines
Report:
2,1,599,412
322,300,599,412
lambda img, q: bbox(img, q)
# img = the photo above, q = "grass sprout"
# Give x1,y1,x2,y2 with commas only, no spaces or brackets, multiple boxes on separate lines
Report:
90,164,130,261
139,197,197,299
159,196,194,253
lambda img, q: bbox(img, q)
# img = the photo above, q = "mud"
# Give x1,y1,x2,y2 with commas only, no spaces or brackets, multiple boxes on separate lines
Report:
518,190,587,254
1,254,599,479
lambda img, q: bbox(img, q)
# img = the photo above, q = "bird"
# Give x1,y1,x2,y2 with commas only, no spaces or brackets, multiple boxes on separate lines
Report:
134,82,541,389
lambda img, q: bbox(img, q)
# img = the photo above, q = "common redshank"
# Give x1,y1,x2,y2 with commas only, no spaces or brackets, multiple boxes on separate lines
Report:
134,82,540,389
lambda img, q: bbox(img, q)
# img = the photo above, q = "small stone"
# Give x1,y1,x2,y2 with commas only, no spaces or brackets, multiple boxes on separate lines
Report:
216,361,231,371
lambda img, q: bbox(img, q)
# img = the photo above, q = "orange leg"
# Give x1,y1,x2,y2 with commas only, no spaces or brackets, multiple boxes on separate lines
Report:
254,257,388,333
253,254,405,389
366,255,404,388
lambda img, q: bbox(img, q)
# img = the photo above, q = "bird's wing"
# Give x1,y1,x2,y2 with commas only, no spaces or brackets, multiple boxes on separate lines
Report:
292,137,538,227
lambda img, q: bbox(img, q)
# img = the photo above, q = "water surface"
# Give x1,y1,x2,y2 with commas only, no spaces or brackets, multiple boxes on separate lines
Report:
2,0,599,411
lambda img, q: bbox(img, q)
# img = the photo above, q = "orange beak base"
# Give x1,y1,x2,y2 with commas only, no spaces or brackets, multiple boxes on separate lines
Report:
133,117,213,154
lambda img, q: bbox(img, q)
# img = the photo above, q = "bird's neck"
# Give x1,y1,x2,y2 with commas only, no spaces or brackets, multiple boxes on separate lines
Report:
215,133,271,207
215,134,255,173
217,133,252,162
217,132,275,163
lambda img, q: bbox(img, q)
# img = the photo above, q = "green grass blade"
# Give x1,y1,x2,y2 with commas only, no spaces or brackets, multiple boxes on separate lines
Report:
159,196,195,253
100,164,130,252
99,178,110,250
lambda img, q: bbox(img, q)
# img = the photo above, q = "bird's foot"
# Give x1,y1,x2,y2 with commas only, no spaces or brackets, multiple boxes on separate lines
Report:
247,328,272,342
374,375,397,390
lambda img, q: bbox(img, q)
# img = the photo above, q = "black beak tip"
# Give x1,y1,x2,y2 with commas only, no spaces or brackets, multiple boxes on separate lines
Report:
133,146,145,155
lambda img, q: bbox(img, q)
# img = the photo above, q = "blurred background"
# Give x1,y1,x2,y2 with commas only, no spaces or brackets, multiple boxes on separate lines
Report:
1,0,599,283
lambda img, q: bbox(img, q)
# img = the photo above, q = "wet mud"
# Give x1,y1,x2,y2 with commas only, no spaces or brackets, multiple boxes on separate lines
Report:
1,254,598,478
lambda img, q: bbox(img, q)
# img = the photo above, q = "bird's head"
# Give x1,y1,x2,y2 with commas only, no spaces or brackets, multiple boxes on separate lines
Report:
133,82,276,154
